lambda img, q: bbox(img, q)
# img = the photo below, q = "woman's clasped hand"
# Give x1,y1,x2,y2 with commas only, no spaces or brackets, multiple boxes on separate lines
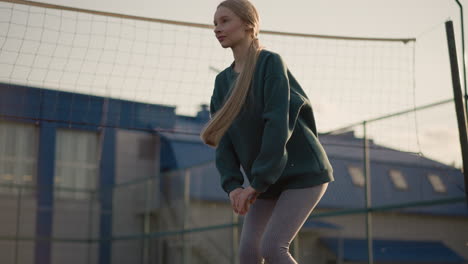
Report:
229,186,260,215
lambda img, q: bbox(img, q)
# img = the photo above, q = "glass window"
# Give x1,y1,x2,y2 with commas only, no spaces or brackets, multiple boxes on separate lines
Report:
0,121,38,195
54,129,99,199
348,165,364,187
427,173,446,193
389,169,408,190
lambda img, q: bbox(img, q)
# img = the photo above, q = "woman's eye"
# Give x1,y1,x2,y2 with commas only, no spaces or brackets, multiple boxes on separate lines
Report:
214,18,229,26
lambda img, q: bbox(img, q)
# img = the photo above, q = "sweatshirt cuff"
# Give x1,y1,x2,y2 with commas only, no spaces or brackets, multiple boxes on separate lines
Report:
224,181,244,196
250,178,270,193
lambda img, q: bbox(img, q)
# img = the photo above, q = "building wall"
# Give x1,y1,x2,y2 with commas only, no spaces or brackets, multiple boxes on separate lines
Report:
154,198,236,264
51,199,100,264
371,213,468,259
188,201,236,264
0,119,38,264
0,195,36,264
168,204,468,264
1,84,466,264
112,129,161,264
0,125,162,264
296,232,335,264
303,209,468,262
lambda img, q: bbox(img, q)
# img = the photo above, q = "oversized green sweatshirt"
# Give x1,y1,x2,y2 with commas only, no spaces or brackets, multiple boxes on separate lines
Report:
210,49,334,199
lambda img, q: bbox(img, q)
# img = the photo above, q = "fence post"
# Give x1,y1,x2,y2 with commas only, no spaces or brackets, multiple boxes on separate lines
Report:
363,121,373,264
182,169,191,264
445,20,468,205
231,212,239,264
87,189,94,264
14,184,23,264
142,178,153,264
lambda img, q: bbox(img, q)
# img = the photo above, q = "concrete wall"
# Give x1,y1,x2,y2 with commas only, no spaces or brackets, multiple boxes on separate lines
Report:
187,201,236,264
156,202,468,264
296,232,335,264
51,198,100,264
154,197,235,264
299,209,468,263
112,129,160,264
1,190,467,264
0,195,36,264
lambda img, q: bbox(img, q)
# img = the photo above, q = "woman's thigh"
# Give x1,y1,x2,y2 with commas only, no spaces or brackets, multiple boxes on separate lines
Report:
261,183,329,249
239,198,277,257
240,198,277,244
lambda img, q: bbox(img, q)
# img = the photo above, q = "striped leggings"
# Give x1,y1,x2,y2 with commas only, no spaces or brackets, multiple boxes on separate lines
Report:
238,183,328,264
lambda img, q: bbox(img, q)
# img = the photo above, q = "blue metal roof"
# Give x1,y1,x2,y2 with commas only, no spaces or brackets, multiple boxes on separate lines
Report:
0,82,176,130
320,237,466,263
161,124,467,216
2,83,465,216
318,133,466,216
159,131,215,171
189,162,227,201
302,220,342,230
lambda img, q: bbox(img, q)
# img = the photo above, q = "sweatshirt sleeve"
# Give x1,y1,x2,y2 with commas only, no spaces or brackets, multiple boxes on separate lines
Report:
210,95,244,195
250,54,293,193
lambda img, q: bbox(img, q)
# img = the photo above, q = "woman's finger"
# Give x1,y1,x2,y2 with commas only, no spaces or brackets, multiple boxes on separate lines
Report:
239,193,249,215
231,200,236,213
231,189,241,213
234,194,240,213
230,196,237,213
236,196,243,214
237,192,245,212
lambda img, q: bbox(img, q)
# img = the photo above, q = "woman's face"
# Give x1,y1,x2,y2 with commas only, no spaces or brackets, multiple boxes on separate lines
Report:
213,6,249,48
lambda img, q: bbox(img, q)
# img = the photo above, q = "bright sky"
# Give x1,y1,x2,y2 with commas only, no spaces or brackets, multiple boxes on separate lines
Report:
7,0,468,168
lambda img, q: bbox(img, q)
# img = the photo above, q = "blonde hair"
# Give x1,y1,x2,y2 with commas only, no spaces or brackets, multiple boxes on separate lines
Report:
201,0,263,147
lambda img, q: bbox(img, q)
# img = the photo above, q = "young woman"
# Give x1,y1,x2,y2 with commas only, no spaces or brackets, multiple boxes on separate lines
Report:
201,0,334,263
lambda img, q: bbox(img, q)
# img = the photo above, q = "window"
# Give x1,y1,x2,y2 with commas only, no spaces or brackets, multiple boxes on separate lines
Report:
0,121,37,195
54,129,99,199
427,173,446,193
348,165,364,187
389,169,408,190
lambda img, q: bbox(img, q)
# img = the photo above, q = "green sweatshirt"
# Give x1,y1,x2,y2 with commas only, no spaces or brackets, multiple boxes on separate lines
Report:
210,49,334,199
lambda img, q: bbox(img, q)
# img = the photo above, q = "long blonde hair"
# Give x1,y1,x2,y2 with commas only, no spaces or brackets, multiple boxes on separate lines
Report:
201,0,263,147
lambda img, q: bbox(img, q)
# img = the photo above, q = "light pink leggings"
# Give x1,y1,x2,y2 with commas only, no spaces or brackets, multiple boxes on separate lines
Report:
238,183,328,264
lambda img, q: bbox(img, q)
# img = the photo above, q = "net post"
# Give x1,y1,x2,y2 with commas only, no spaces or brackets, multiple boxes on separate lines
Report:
445,20,468,206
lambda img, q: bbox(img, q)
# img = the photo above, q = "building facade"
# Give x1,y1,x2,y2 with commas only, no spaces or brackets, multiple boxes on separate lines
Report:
0,83,467,264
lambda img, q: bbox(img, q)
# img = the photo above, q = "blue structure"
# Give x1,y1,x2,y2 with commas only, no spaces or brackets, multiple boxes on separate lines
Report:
168,113,467,216
1,83,176,264
321,238,466,263
1,82,466,264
